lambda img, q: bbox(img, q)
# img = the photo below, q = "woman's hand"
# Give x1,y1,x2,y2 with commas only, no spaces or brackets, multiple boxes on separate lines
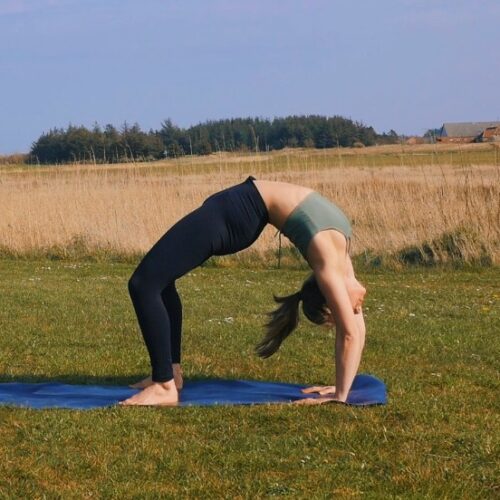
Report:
302,385,336,395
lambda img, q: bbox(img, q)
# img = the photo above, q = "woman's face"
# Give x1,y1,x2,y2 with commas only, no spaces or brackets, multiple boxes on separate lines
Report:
324,277,366,326
347,277,366,314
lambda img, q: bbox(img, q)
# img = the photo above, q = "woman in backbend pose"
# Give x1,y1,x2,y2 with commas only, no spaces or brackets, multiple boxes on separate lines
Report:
122,176,366,406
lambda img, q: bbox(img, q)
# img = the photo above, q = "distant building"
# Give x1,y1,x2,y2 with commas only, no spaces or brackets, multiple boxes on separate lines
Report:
437,122,500,143
478,126,500,143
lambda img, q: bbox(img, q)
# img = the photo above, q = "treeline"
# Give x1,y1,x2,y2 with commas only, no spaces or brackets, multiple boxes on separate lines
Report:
30,123,164,165
29,115,399,164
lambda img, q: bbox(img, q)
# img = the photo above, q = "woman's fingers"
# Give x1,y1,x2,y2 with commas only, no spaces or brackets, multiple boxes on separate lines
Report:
319,386,336,395
301,386,325,394
301,385,336,395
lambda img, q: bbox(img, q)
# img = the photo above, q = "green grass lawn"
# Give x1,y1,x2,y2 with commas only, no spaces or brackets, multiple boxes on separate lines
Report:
0,259,498,498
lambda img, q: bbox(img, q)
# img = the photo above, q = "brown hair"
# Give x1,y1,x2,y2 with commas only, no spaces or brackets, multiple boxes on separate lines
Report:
255,274,328,358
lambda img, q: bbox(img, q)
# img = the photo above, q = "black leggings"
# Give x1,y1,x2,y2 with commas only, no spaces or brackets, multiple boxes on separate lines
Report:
128,177,268,382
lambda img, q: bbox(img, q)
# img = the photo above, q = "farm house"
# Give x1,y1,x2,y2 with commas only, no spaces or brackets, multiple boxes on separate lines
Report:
437,121,500,143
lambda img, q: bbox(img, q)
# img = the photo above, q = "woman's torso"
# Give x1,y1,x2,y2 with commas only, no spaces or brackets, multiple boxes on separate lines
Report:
252,179,314,230
251,178,352,262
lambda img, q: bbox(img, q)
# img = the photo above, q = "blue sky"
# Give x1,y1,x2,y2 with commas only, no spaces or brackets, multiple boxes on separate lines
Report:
1,0,499,153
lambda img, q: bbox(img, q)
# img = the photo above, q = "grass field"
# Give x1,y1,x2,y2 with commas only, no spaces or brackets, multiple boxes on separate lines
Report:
1,145,498,497
0,260,498,497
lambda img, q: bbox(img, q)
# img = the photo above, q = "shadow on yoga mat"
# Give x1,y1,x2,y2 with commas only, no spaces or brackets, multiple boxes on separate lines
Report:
0,374,387,410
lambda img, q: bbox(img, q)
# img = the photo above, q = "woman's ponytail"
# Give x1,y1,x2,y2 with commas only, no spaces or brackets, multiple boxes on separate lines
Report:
255,274,328,358
255,291,302,358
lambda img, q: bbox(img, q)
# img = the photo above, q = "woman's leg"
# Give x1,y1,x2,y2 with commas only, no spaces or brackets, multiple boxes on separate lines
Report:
162,283,182,365
123,179,268,405
163,284,184,389
129,283,183,390
123,204,222,405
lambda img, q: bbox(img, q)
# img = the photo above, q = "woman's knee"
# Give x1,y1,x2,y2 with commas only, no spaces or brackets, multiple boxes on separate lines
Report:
128,271,143,299
128,268,157,299
128,264,176,299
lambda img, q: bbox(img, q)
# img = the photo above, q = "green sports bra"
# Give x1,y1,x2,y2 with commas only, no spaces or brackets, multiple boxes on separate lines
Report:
281,192,352,258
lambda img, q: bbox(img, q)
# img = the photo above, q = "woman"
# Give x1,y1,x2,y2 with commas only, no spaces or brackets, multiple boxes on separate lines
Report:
121,176,366,406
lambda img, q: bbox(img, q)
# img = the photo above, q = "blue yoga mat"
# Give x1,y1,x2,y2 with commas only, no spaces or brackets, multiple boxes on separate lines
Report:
0,374,386,410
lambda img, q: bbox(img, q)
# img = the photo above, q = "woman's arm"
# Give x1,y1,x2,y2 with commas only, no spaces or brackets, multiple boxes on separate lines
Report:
297,232,366,404
315,265,364,401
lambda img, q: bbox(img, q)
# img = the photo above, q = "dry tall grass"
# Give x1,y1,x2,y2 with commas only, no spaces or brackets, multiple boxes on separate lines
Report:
1,144,499,265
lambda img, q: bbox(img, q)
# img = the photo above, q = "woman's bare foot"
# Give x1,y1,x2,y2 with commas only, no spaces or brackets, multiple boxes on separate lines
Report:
120,379,179,406
130,376,153,389
130,364,183,390
173,364,183,390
